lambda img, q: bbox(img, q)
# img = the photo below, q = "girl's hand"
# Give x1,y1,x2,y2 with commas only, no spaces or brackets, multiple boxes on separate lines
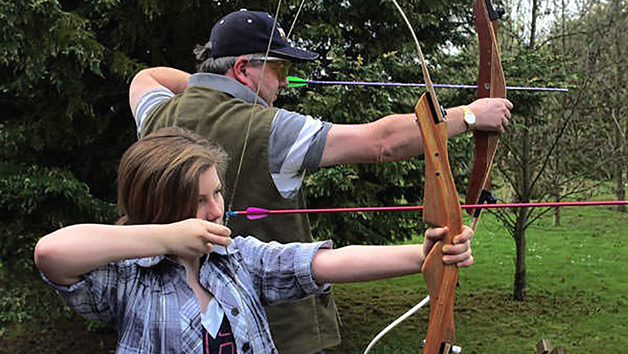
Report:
422,226,474,268
164,219,232,258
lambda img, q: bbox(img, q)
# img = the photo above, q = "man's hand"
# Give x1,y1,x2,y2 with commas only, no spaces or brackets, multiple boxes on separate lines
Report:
422,226,474,268
163,219,232,259
468,97,513,133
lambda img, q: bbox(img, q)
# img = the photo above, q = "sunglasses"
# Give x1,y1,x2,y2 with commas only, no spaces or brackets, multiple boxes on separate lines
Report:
249,59,292,80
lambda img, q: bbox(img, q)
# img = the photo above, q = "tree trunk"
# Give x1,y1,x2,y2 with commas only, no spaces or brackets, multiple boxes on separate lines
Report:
552,205,560,226
613,108,626,212
514,207,528,301
529,0,539,48
612,0,626,212
514,113,531,301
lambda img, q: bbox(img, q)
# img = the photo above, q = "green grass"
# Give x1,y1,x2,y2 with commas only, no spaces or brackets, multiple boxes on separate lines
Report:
328,205,628,353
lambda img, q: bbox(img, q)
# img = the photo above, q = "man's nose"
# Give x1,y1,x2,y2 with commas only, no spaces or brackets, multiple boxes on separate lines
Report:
279,75,288,88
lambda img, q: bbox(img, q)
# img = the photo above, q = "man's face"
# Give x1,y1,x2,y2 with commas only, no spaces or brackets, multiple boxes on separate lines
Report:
245,59,291,106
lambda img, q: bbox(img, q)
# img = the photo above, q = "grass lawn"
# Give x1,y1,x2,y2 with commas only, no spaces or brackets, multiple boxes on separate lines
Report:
327,205,628,353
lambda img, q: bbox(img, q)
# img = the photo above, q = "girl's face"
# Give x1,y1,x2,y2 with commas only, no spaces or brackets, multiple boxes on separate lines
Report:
196,166,225,225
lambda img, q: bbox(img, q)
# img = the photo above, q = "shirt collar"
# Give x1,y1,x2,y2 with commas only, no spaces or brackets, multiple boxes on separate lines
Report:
189,73,269,108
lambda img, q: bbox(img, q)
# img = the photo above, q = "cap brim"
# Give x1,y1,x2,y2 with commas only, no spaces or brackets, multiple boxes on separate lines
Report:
270,47,319,62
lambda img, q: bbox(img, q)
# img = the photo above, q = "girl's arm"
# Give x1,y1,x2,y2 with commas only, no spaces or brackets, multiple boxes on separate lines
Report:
34,219,231,286
311,226,473,283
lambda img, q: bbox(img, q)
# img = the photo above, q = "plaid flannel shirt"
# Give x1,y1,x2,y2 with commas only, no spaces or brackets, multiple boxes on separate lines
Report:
43,236,332,354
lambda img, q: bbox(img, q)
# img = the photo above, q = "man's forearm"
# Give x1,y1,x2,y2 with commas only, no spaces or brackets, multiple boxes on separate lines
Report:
129,67,191,114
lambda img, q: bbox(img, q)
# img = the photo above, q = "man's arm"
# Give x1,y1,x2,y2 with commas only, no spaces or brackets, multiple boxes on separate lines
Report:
320,98,513,167
128,67,191,116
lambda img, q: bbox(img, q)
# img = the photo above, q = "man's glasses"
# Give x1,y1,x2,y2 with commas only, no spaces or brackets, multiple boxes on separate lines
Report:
249,59,291,80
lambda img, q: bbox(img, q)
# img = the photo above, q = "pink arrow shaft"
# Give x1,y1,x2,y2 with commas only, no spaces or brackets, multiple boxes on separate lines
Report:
237,200,628,220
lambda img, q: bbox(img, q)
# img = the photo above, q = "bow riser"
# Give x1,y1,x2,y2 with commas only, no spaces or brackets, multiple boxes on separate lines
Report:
415,92,463,353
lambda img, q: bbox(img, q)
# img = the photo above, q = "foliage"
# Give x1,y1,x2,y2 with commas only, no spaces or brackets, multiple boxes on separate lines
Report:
0,0,133,280
546,0,627,208
0,164,116,276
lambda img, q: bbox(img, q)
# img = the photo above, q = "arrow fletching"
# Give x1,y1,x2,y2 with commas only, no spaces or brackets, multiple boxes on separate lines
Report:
287,76,308,87
245,207,270,220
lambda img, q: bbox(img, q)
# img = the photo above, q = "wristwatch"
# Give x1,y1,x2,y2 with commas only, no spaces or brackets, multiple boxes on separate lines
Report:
461,106,476,131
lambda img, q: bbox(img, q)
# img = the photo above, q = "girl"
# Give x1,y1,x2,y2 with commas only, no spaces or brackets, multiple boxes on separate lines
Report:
35,127,473,354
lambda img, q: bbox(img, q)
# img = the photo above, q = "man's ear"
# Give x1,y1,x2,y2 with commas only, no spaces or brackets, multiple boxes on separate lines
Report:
231,56,251,86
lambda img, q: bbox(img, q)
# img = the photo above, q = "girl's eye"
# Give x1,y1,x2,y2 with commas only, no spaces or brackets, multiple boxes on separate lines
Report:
214,189,222,197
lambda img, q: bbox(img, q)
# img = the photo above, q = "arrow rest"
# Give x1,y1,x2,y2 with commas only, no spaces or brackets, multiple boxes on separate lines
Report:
472,189,498,218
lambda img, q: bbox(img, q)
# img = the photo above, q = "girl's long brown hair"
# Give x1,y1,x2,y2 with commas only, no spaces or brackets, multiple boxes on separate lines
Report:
117,127,228,225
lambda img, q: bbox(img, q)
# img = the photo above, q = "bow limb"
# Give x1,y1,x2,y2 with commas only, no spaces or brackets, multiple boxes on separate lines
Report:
466,0,507,228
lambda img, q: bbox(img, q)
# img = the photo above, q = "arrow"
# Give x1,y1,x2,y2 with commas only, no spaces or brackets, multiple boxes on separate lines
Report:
226,200,627,220
287,76,569,92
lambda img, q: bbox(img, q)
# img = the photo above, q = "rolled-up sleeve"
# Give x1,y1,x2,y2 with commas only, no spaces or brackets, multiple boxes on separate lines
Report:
269,109,333,198
235,236,332,306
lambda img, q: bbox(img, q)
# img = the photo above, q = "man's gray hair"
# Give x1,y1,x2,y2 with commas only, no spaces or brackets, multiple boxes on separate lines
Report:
194,41,269,74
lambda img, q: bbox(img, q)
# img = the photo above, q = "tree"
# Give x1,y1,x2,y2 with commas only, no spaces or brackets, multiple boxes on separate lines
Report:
0,0,481,323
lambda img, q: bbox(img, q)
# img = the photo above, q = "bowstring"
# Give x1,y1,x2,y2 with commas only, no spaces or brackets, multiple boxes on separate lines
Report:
220,5,285,353
225,2,284,226
221,5,308,350
225,0,307,226
286,0,307,39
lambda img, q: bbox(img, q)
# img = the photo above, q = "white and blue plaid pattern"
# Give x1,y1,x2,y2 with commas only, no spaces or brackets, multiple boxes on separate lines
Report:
43,236,332,354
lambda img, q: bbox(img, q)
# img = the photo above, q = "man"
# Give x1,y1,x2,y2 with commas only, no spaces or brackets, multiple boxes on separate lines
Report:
129,9,512,354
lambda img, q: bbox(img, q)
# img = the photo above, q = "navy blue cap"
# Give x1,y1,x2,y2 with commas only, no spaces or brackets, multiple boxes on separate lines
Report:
209,10,319,62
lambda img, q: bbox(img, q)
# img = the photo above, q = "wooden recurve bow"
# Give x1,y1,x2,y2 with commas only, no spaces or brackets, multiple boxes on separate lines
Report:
414,1,507,351
407,26,463,354
383,3,466,351
466,0,507,230
416,90,464,354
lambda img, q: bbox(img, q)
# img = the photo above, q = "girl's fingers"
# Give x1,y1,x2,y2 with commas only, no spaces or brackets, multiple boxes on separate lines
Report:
455,255,474,268
207,224,231,237
203,233,232,247
442,241,470,255
443,251,473,266
453,226,473,244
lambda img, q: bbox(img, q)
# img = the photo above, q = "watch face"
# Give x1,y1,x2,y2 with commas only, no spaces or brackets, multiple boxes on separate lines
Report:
463,108,476,130
465,112,475,125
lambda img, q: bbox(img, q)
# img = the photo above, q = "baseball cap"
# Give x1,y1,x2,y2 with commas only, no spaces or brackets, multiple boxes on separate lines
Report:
208,10,319,62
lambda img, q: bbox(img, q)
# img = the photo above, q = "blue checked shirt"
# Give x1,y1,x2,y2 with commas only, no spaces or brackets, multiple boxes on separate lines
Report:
43,236,332,354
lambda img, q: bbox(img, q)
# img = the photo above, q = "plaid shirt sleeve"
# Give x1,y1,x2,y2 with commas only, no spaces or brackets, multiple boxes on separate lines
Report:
234,236,333,306
41,262,135,326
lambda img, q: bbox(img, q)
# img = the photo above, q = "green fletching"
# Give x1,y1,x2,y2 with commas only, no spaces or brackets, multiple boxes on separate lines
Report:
287,76,308,87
